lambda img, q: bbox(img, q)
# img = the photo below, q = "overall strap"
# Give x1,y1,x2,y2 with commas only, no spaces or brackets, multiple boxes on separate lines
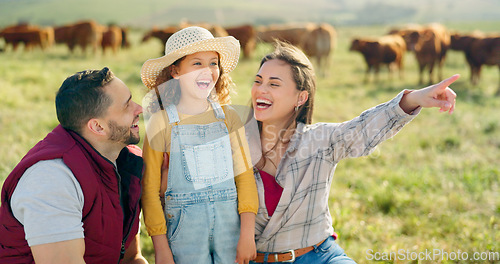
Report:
209,98,225,120
217,103,252,172
165,104,180,124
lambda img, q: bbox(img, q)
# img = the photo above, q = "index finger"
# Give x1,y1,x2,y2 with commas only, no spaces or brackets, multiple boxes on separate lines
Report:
438,74,460,88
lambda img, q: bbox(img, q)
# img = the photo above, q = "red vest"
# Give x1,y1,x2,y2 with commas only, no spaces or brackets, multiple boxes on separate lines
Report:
0,125,143,263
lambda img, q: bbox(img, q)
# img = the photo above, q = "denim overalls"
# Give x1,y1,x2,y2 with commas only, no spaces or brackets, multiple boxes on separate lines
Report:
164,100,240,264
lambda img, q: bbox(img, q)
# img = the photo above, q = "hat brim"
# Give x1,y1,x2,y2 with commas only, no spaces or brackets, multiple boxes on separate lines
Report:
141,36,240,90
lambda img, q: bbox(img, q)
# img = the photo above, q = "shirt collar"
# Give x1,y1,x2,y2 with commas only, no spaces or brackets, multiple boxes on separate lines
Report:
286,122,306,153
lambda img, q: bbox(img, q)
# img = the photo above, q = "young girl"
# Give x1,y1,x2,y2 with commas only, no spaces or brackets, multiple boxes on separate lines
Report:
248,41,457,263
140,26,258,264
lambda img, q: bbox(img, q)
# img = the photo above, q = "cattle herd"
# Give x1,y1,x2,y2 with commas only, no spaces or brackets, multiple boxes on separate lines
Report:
0,20,129,55
0,20,498,91
350,23,499,91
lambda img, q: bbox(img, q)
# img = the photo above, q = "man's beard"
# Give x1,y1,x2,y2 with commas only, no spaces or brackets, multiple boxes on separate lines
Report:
108,120,140,145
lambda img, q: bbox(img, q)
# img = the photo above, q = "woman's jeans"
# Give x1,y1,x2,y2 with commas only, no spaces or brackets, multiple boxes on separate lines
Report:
251,236,357,264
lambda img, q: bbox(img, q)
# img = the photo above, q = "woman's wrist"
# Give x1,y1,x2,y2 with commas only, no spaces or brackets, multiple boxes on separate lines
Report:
400,90,420,114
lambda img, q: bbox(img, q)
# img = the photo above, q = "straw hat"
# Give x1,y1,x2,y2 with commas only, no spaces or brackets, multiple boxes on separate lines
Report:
141,26,240,90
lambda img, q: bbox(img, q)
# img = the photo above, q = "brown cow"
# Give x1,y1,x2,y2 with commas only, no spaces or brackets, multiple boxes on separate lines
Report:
0,24,47,51
416,24,450,84
101,25,123,54
1,30,42,51
451,33,500,93
349,34,407,83
142,26,179,54
0,24,52,51
225,24,256,59
412,29,442,84
299,23,337,77
54,20,102,54
54,24,72,44
387,24,424,51
142,26,178,44
391,23,450,84
257,23,316,46
1,23,38,34
257,23,337,77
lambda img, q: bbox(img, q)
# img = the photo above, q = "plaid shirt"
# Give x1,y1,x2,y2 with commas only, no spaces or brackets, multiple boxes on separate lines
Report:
253,91,420,252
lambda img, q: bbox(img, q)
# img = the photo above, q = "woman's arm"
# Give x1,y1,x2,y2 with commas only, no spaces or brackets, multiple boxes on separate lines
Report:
328,75,458,161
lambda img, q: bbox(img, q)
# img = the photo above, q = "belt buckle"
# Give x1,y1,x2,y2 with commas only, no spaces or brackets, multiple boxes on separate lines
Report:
279,249,296,262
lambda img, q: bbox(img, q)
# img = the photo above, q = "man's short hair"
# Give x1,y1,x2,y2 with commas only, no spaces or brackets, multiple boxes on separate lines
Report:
56,67,114,134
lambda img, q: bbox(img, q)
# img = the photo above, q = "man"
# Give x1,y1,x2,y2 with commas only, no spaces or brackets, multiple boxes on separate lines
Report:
0,67,148,264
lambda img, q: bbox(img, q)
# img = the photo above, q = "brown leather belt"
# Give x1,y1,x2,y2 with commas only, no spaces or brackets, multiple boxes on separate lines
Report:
253,239,326,263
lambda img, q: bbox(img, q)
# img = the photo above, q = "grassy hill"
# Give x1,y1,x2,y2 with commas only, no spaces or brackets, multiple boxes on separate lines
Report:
0,0,499,28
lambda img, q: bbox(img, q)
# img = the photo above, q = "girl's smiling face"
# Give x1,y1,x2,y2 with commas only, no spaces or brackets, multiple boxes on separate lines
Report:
173,51,220,103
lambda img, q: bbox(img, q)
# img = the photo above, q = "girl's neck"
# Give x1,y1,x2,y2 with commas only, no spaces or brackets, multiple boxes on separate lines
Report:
176,97,210,115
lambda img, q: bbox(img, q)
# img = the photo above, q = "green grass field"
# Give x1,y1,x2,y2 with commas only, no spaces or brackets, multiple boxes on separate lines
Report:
0,22,499,263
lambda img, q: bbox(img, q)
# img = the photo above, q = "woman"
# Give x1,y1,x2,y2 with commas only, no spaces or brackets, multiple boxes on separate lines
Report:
249,41,457,263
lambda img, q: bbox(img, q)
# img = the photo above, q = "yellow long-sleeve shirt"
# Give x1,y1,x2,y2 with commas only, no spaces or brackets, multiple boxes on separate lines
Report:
142,105,258,236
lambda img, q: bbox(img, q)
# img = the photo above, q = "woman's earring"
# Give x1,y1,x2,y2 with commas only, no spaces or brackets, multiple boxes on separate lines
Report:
294,105,299,112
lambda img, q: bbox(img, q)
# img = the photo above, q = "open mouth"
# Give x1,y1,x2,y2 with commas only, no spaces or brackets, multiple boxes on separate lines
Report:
255,98,272,109
131,119,139,129
196,80,211,90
